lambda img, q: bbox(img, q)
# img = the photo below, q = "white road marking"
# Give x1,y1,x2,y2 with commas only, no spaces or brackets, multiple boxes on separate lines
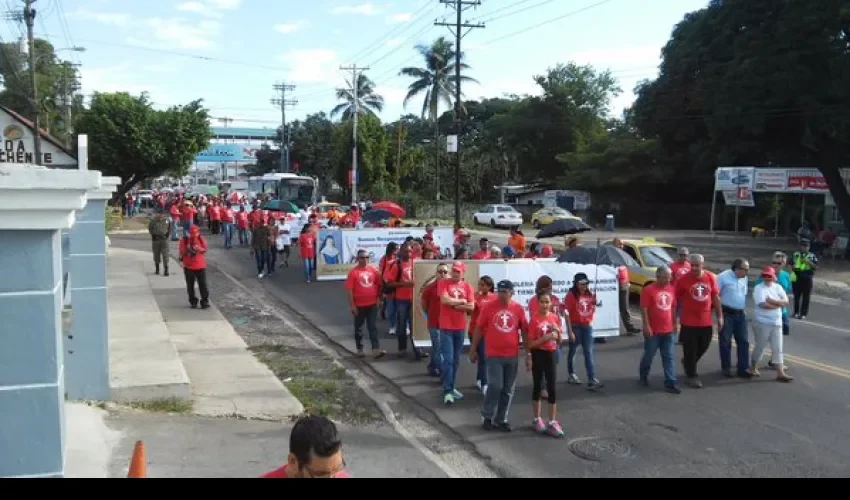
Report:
796,319,850,334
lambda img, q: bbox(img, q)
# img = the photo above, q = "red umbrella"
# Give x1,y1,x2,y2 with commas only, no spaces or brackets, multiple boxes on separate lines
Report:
372,201,405,218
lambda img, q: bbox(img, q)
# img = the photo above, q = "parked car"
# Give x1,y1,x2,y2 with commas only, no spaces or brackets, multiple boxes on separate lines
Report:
473,204,523,228
530,207,583,229
603,237,677,294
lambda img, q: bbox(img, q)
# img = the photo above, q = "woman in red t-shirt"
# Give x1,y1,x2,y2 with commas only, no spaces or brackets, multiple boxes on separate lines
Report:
528,275,566,399
527,292,567,437
298,224,317,282
564,272,603,391
469,276,496,393
420,263,449,377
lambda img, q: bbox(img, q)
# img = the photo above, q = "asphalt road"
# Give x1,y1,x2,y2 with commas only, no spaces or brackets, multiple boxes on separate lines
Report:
112,234,850,478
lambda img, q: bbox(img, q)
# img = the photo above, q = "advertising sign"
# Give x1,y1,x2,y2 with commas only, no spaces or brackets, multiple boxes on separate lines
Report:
721,189,755,207
715,167,755,191
316,227,454,281
786,169,829,193
195,144,256,163
753,169,788,192
410,259,621,349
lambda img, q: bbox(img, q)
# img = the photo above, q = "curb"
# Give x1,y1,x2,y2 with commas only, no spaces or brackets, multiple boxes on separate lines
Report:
108,230,149,235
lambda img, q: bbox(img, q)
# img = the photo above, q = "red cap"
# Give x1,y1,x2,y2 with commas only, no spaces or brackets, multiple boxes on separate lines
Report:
761,266,776,279
451,261,466,273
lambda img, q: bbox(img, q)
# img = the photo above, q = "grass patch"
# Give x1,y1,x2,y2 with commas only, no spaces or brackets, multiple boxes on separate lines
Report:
286,378,344,418
129,398,193,414
106,206,123,232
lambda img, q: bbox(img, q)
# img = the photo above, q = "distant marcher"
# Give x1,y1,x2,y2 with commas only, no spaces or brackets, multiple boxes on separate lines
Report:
639,266,681,393
470,279,527,432
760,252,793,369
251,217,273,279
148,210,173,276
221,202,235,249
716,259,753,378
675,254,722,388
791,240,818,319
345,249,387,359
612,238,640,335
261,415,350,478
299,224,317,282
178,225,209,309
751,267,793,382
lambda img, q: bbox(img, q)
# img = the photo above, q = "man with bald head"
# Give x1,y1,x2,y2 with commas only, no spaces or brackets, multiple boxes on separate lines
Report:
674,254,723,388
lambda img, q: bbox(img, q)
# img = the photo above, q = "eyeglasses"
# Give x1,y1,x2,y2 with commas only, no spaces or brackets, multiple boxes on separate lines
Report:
437,270,448,274
772,261,784,265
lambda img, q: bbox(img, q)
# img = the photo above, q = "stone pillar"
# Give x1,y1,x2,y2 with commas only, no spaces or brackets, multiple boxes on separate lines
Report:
0,165,101,478
65,176,120,401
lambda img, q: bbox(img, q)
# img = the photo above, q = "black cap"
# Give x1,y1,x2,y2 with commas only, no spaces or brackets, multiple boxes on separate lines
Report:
480,237,489,243
573,272,590,284
497,279,514,291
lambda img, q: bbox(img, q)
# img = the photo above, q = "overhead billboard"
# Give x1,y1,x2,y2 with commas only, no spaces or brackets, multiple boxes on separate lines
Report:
715,167,755,191
195,144,258,163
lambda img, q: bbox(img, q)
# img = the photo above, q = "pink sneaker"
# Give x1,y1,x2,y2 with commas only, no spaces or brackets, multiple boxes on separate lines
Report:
532,418,547,434
547,420,565,438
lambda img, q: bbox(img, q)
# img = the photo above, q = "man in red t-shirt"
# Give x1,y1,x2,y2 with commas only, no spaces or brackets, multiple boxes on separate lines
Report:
639,266,681,394
470,280,528,432
345,249,387,359
437,261,475,405
675,254,723,388
221,202,235,249
472,238,492,260
383,243,419,359
262,415,350,478
420,263,450,377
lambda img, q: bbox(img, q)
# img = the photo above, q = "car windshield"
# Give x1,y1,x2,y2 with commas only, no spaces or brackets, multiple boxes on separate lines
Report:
551,208,573,216
640,246,675,267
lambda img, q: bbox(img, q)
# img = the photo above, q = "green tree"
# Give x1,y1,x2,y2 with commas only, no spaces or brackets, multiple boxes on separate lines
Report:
74,92,211,198
291,112,337,191
400,36,477,120
0,38,82,144
332,113,390,199
330,73,384,121
632,0,850,254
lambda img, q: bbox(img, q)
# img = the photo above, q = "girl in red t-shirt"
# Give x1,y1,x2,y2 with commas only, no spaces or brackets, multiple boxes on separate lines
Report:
528,275,567,399
527,292,566,437
469,276,496,393
298,225,317,282
564,272,603,391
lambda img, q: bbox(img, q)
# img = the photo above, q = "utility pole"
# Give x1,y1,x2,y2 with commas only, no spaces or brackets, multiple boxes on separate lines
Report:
340,64,369,205
436,0,484,228
271,82,297,173
23,0,41,164
61,64,81,148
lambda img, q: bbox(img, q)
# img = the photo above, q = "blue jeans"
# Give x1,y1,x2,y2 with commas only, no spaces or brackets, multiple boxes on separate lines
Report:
639,334,678,387
303,258,315,281
386,298,398,330
481,357,519,424
395,300,416,356
171,219,180,240
567,325,596,382
238,228,248,245
440,330,465,395
255,249,271,274
719,312,750,374
222,222,233,248
782,312,790,336
182,220,192,238
427,326,442,374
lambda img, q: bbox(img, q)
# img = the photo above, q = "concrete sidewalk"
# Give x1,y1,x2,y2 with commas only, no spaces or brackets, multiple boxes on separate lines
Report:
107,247,303,420
65,402,448,478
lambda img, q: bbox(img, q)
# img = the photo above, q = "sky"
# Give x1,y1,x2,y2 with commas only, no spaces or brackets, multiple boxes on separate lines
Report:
8,0,710,131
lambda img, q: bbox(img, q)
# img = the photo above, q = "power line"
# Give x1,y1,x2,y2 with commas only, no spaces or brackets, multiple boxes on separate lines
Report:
479,0,616,46
271,82,297,173
475,0,541,22
345,0,434,63
339,64,370,204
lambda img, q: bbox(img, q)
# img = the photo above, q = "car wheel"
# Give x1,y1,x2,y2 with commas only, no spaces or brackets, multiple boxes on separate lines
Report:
490,219,497,228
473,217,479,225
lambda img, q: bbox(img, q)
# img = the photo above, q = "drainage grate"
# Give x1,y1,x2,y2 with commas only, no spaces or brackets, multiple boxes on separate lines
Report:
567,437,634,462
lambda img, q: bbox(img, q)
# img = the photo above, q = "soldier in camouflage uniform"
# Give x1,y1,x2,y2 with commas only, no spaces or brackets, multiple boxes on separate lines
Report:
148,210,173,276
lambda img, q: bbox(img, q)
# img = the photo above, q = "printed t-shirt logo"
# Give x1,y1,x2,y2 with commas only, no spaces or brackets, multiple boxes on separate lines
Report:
655,291,673,310
676,267,689,277
359,271,374,288
491,309,518,334
690,282,710,302
402,265,412,282
578,297,594,317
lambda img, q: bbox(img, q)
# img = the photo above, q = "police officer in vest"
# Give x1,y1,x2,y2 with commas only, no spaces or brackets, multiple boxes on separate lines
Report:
791,239,818,319
148,209,173,276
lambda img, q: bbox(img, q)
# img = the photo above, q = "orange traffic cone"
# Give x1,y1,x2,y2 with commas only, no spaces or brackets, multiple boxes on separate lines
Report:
127,441,147,478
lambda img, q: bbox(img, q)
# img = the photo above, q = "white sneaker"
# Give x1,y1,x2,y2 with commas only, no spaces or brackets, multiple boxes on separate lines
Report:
389,327,396,336
258,273,264,279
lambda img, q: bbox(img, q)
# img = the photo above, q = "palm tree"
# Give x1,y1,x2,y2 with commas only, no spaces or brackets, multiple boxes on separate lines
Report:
399,36,477,121
330,73,384,121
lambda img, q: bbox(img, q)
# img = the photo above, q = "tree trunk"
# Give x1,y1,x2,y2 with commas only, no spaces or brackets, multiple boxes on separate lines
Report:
818,164,850,259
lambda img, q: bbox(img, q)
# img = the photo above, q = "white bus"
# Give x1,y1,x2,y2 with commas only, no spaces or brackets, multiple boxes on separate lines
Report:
247,173,318,208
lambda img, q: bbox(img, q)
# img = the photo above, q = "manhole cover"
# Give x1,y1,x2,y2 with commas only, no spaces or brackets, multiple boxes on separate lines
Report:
567,437,633,462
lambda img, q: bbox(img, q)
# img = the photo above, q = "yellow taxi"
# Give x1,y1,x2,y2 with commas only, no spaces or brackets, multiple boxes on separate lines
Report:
604,237,677,294
530,207,583,229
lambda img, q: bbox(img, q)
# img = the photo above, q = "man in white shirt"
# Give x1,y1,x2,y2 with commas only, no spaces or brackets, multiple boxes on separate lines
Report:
276,221,292,268
751,267,793,382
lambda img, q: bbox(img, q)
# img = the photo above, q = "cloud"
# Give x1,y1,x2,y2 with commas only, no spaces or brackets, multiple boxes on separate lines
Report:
331,3,382,16
176,1,223,18
206,0,242,8
374,85,407,106
79,63,168,101
274,20,308,34
389,12,413,23
279,49,341,84
67,8,131,26
132,18,221,50
386,38,403,48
